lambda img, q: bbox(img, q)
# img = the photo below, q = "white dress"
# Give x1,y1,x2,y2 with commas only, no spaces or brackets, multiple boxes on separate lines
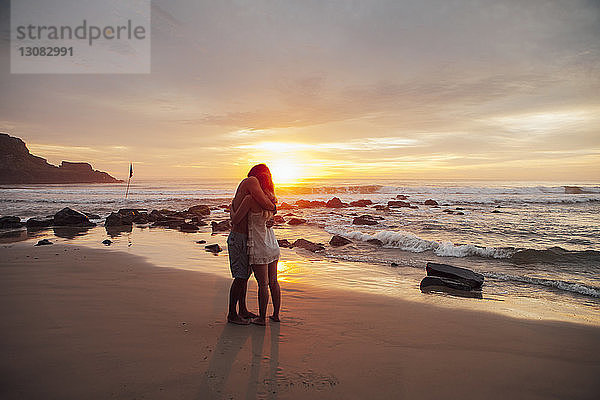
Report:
247,210,280,265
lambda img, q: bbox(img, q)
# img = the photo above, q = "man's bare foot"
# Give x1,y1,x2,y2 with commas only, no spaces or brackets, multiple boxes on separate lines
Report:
227,315,250,325
251,317,266,326
240,311,258,319
269,315,280,322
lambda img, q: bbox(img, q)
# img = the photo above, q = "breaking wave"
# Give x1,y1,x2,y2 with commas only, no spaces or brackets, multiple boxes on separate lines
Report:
485,272,600,298
325,228,515,259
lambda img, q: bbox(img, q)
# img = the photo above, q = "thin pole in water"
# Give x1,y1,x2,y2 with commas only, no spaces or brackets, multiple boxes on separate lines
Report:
125,162,133,199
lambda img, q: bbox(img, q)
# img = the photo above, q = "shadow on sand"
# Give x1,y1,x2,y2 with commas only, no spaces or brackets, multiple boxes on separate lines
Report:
199,322,280,399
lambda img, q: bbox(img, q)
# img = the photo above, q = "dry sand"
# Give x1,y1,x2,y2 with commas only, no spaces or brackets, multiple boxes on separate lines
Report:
1,243,599,399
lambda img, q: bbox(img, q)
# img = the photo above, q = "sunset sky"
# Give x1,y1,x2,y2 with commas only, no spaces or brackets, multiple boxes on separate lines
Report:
1,0,599,182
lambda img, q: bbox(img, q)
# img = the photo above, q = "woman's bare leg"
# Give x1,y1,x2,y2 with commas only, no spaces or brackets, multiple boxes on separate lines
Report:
252,263,269,325
268,260,281,322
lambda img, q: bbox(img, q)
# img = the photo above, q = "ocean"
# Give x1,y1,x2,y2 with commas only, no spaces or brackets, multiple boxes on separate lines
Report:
1,179,599,324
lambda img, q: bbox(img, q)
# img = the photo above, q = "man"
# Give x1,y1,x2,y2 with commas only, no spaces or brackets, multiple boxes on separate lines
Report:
226,167,275,325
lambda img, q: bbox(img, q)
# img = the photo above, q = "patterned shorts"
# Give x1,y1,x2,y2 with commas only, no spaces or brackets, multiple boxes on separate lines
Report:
227,231,250,279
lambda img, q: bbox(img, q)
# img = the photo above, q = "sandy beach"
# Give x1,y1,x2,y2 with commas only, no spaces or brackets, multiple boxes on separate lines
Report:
1,242,598,400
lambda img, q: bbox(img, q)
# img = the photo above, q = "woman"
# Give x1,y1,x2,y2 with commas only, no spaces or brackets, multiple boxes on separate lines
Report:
230,165,281,326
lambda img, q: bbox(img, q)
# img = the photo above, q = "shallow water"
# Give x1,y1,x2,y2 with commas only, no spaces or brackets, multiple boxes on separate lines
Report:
1,179,599,325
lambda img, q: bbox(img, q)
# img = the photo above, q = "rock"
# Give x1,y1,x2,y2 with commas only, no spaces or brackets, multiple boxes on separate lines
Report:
455,211,465,215
330,235,352,246
0,133,122,184
273,215,285,224
396,195,408,200
420,276,483,298
190,216,208,226
391,262,399,267
180,223,199,232
424,199,438,206
278,202,294,210
188,205,211,216
295,199,312,208
277,239,292,248
491,210,501,214
211,220,231,232
105,212,133,227
196,240,206,244
26,218,54,230
148,209,166,222
426,262,484,290
373,205,389,211
151,218,185,228
455,207,464,210
84,212,101,219
292,239,325,252
0,216,24,229
34,238,52,246
287,218,307,225
102,239,112,245
349,199,373,207
352,215,378,225
53,207,95,227
326,197,349,208
205,244,222,253
132,213,150,224
284,213,295,217
367,239,383,246
564,186,585,194
443,209,455,214
388,200,411,208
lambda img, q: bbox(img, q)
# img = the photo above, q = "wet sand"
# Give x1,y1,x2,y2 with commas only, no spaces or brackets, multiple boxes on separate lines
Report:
1,243,599,399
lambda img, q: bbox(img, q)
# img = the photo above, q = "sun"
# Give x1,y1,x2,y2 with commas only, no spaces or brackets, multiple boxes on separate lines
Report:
268,159,302,185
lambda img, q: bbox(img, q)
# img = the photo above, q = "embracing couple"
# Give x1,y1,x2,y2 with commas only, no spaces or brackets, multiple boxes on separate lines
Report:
227,164,281,326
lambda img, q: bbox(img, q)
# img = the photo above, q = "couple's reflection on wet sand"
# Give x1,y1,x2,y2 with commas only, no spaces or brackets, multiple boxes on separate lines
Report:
200,322,280,399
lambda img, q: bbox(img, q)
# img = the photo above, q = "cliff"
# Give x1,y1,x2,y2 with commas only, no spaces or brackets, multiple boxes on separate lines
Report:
0,133,123,184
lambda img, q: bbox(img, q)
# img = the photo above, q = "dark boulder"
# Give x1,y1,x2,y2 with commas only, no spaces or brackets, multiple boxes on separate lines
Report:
420,276,483,298
26,218,54,230
326,197,349,208
278,202,294,210
205,244,222,253
292,239,325,252
388,201,411,208
180,223,199,232
105,212,133,227
196,240,206,244
53,207,95,227
396,195,408,200
373,205,389,211
102,239,112,246
330,235,352,246
0,216,24,229
426,262,484,290
367,238,383,246
273,215,285,224
350,199,373,207
424,199,438,206
190,216,208,226
188,205,211,216
148,210,166,222
277,239,292,248
34,238,52,246
353,215,378,225
295,199,312,208
211,220,231,232
287,218,307,225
